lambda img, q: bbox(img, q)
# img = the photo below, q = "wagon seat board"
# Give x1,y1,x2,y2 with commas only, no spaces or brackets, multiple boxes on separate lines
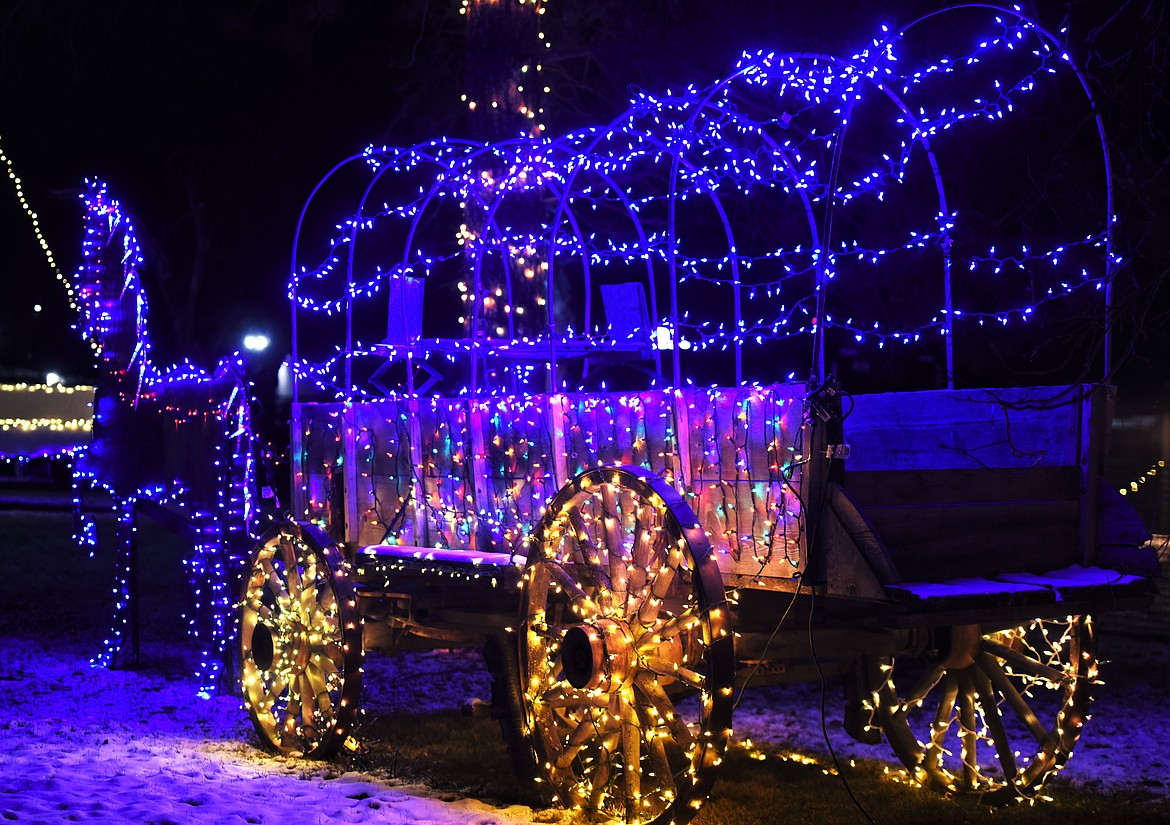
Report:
292,383,810,586
842,384,1156,616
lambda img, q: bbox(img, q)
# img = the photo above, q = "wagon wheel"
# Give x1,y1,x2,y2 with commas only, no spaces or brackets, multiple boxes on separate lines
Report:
240,521,363,758
521,466,734,825
866,615,1096,804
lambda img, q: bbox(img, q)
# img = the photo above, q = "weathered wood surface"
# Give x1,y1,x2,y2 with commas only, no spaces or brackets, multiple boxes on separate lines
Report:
845,385,1102,582
291,403,346,537
845,386,1089,471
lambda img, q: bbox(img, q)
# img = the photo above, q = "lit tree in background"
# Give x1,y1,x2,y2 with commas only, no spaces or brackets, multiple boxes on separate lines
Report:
460,0,550,369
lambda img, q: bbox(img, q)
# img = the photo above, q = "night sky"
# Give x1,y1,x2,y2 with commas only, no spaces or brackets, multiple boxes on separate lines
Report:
2,1,1166,403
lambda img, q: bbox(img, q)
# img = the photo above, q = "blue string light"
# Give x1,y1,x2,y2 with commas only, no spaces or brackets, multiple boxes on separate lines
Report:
289,6,1114,398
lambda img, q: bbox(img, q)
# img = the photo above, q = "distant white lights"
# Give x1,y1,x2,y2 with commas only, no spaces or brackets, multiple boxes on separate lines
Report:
243,334,270,352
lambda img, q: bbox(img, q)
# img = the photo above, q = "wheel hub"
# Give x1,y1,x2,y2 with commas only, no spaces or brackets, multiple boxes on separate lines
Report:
262,619,312,676
251,623,275,671
932,624,982,670
561,620,634,691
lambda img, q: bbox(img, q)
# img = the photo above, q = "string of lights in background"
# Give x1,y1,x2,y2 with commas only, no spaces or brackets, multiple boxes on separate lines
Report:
1119,460,1166,497
459,0,551,136
0,134,89,341
1,136,97,469
0,382,94,468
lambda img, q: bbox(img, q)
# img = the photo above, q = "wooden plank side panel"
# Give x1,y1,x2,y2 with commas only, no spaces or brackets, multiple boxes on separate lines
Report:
417,398,476,551
846,386,1087,472
480,395,559,556
846,467,1082,507
352,400,417,547
863,500,1081,581
290,402,346,531
682,386,806,580
844,385,1108,582
1077,385,1109,564
559,390,680,478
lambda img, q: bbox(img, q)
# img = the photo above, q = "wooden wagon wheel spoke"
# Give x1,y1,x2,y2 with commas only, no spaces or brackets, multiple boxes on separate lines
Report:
284,688,302,734
542,560,603,618
957,672,980,790
642,657,705,691
606,528,631,617
259,556,291,605
522,467,732,825
300,673,319,725
982,639,1071,687
633,691,676,793
244,598,276,625
587,693,625,813
280,538,303,601
977,652,1050,743
587,745,614,811
620,690,643,821
972,665,1019,783
309,646,341,680
900,661,946,710
634,673,697,753
635,546,679,630
599,483,630,606
241,521,363,759
568,506,617,614
924,673,960,771
262,675,288,709
556,708,615,770
307,668,333,714
627,504,659,601
567,510,608,577
539,685,610,709
298,559,320,618
866,616,1095,804
638,603,702,647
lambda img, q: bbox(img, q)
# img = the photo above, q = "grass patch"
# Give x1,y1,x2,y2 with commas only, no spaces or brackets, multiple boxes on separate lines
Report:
334,702,1170,824
695,746,1170,824
347,708,547,808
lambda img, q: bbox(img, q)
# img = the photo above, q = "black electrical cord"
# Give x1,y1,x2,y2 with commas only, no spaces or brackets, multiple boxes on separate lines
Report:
809,582,878,825
804,442,877,824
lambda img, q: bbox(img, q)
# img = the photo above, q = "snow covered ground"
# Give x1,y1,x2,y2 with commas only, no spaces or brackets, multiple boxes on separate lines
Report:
0,508,1167,823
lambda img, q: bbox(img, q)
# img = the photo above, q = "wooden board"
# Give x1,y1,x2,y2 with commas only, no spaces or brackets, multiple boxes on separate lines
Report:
846,386,1088,471
682,386,806,577
351,399,417,547
844,385,1101,582
846,466,1081,507
860,499,1081,581
312,384,811,579
290,402,346,531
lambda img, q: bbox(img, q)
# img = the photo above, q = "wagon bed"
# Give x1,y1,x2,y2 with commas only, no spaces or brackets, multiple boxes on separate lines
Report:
256,377,1156,819
294,382,1153,613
